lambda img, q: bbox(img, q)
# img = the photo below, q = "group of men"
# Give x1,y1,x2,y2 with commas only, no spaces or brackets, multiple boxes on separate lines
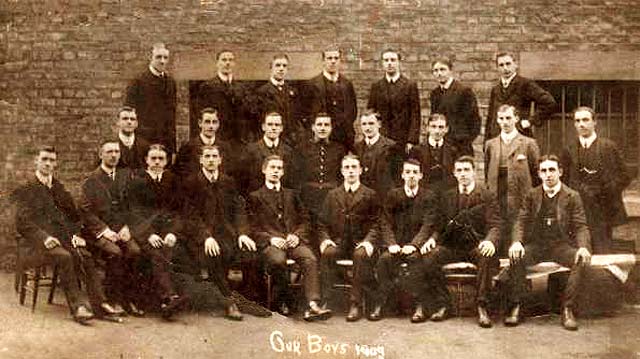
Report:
12,43,631,333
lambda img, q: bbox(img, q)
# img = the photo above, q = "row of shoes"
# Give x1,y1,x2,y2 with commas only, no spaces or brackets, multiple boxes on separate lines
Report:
277,301,333,322
72,301,145,324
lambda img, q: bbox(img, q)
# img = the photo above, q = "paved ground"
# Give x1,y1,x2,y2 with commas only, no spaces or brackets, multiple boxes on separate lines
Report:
1,272,640,359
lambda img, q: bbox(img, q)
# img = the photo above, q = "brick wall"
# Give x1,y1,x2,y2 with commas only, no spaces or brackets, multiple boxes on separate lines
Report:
1,0,640,251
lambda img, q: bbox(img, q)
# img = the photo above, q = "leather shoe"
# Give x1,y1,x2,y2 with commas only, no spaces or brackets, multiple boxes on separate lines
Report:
74,305,94,324
278,302,291,316
346,304,361,322
561,307,578,331
430,307,447,322
100,302,124,316
225,303,243,321
410,304,426,323
477,306,492,328
504,304,520,327
125,302,145,317
161,295,189,319
368,304,382,321
303,301,332,322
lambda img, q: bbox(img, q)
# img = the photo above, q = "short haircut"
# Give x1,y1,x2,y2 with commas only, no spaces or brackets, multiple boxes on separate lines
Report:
341,154,360,166
381,48,401,61
118,106,136,117
427,113,448,125
99,139,120,155
200,107,219,120
200,144,220,157
314,112,332,121
360,109,381,122
573,106,596,121
431,56,453,70
495,51,516,64
262,154,283,170
497,104,519,117
36,145,56,157
403,158,422,169
454,155,475,169
263,111,283,124
216,49,234,60
538,154,562,169
146,143,168,157
322,46,342,59
271,53,290,65
151,43,168,53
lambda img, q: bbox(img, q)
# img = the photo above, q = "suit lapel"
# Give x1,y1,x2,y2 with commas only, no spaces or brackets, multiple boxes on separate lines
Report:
506,133,525,159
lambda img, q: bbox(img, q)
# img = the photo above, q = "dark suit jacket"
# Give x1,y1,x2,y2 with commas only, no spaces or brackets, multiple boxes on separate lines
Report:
513,184,591,251
430,80,481,146
125,69,177,152
247,186,310,249
408,140,458,189
307,73,357,147
79,167,132,238
173,136,233,178
14,177,82,249
367,75,422,144
354,135,400,195
253,81,303,143
318,184,381,247
128,169,182,243
118,136,151,170
560,137,631,226
241,139,296,194
380,187,436,248
485,74,556,140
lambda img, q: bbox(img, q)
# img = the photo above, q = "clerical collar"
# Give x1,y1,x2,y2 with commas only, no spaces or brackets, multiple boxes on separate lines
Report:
500,130,519,144
149,65,165,78
323,70,339,83
265,181,281,192
35,170,53,188
404,185,419,198
543,182,562,198
365,133,380,146
118,131,135,148
202,167,219,182
385,72,401,84
270,77,285,88
441,77,454,90
344,181,360,193
458,181,475,195
200,133,216,146
218,72,233,84
579,132,597,149
428,137,444,148
100,164,116,177
146,169,163,182
263,136,280,148
501,72,517,88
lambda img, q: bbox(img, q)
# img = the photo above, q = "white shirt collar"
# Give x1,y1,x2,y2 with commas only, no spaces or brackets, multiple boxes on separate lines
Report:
118,131,135,148
500,130,519,144
344,181,361,193
263,136,280,148
200,133,216,146
35,170,53,188
428,137,444,148
270,77,285,87
458,181,476,195
202,167,219,182
146,169,163,182
323,70,339,83
404,185,419,198
441,77,454,90
100,164,116,178
218,72,233,84
265,181,281,191
543,182,562,198
385,72,401,84
580,132,597,149
149,65,165,78
501,72,517,88
365,133,380,146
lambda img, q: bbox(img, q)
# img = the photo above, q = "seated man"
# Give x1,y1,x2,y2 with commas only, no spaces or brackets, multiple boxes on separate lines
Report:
506,155,592,331
115,106,151,170
418,155,501,327
377,159,437,323
80,140,143,316
128,144,188,318
247,155,331,321
14,146,118,324
318,154,382,322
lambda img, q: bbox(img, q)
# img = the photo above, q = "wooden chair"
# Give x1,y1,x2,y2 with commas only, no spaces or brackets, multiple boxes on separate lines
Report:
15,235,60,312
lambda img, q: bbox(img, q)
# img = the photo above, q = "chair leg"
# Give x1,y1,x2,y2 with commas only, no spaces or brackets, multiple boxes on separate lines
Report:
32,267,41,312
19,271,27,305
266,273,273,310
14,266,21,294
48,264,59,305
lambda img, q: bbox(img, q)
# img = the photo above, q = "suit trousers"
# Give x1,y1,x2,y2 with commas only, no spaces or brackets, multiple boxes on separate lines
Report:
264,244,320,306
376,251,422,305
93,238,141,305
139,241,176,300
320,245,378,305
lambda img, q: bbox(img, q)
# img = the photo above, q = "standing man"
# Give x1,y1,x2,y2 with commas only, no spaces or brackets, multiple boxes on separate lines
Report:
115,106,150,171
430,57,481,156
247,155,331,321
367,48,421,150
560,106,631,254
485,52,556,140
506,155,591,331
318,154,382,322
485,104,540,254
125,43,177,154
307,47,357,150
417,156,501,327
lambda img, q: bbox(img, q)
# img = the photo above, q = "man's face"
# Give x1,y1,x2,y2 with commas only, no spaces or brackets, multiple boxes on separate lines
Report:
401,163,423,188
262,114,283,140
360,114,380,139
312,116,332,141
428,118,449,142
496,55,517,79
432,62,452,85
200,112,220,138
117,110,138,134
271,57,288,81
146,148,168,173
150,47,170,73
35,151,57,176
382,51,400,76
497,107,518,134
100,142,121,169
217,51,235,76
538,160,562,188
323,50,341,74
574,110,596,138
341,158,362,185
453,161,475,187
262,159,284,183
200,148,222,172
